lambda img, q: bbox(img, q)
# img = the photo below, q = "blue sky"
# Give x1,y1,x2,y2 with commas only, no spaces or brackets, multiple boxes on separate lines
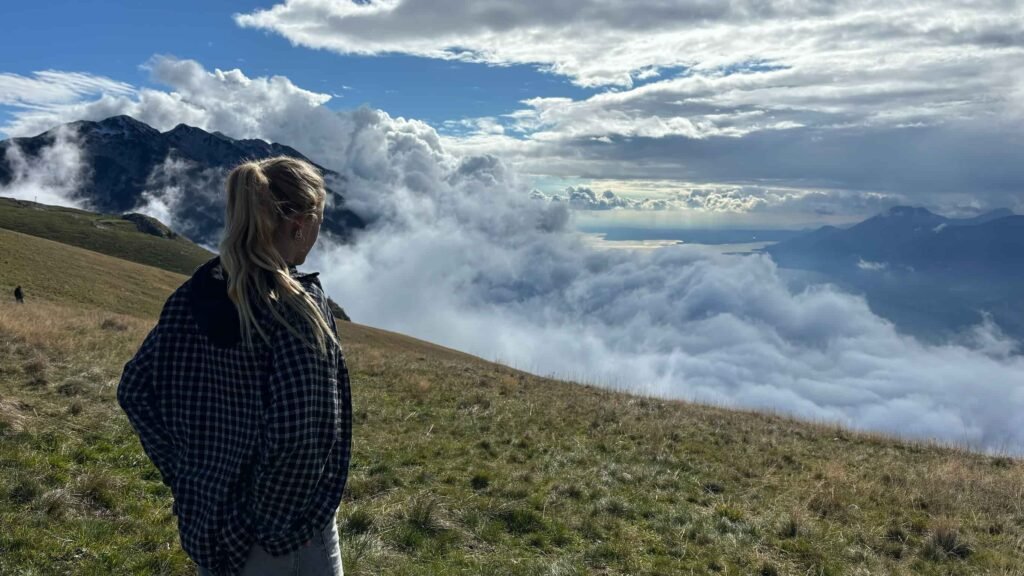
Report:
1,0,1022,224
0,0,596,130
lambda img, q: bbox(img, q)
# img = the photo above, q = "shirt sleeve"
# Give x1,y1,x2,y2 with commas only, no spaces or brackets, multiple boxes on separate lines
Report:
247,309,344,555
117,325,178,488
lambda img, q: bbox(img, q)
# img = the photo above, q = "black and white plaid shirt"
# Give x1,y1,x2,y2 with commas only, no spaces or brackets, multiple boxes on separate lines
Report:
118,257,352,575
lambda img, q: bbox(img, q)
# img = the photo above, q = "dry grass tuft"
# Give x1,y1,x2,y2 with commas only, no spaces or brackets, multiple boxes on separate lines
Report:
77,471,122,512
22,354,49,387
39,488,76,519
100,317,130,332
0,396,28,432
924,521,973,560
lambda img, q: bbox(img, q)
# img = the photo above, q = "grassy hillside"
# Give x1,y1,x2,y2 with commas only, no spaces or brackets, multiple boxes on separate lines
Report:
0,222,1022,575
0,227,185,318
0,197,212,275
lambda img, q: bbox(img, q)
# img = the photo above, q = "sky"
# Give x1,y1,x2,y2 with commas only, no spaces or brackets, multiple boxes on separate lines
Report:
2,1,1024,451
3,0,1023,229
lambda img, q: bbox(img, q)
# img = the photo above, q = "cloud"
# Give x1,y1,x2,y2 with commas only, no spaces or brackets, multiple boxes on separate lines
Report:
298,97,1024,454
0,71,134,114
134,155,225,248
532,183,901,221
3,57,1022,452
1,56,335,144
234,0,1024,213
857,259,888,272
235,1,1024,90
0,125,91,209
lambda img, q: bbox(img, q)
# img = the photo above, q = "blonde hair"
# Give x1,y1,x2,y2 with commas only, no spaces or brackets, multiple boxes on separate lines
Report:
219,156,336,354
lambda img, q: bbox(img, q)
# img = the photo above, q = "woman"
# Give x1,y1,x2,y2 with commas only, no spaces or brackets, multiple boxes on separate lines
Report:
118,157,352,576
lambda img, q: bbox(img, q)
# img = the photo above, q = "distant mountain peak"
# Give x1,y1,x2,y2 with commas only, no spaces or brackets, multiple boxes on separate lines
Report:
882,206,938,218
94,115,161,137
1,114,364,245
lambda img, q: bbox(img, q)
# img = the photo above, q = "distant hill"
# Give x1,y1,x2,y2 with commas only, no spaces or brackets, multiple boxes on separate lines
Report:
766,206,1024,277
765,206,1024,340
0,197,212,276
0,115,365,245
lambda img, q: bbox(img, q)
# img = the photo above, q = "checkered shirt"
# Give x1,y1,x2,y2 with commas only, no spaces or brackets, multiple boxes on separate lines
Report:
117,258,352,575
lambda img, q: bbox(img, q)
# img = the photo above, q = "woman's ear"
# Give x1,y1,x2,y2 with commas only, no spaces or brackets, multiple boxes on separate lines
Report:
287,216,303,239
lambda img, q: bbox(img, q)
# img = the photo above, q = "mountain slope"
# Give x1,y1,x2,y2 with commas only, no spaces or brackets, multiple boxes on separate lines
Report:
0,115,365,245
0,197,213,276
0,226,186,318
0,211,1021,575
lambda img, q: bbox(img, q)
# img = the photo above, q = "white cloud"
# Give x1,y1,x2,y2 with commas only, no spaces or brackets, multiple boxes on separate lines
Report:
0,125,91,209
857,258,888,272
235,0,1024,213
0,71,134,115
532,182,901,221
291,91,1022,454
134,155,225,247
3,57,1023,452
308,113,1024,450
234,0,1024,91
1,56,335,143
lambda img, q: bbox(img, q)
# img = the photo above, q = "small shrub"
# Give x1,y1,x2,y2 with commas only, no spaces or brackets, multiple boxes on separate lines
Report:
79,472,119,511
406,495,443,534
604,498,631,518
558,483,584,500
58,377,88,396
924,523,972,560
779,514,801,539
39,489,74,519
498,507,545,535
701,481,725,495
990,456,1013,469
0,398,27,433
343,507,374,535
586,542,622,565
9,476,44,504
807,489,844,519
100,318,129,332
885,523,908,543
715,504,743,522
22,355,48,386
470,471,491,491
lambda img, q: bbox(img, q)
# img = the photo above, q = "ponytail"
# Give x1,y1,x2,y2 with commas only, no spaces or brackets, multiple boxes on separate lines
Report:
219,157,337,354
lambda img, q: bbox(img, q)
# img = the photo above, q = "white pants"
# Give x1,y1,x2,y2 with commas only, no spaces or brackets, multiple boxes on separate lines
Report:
199,520,343,576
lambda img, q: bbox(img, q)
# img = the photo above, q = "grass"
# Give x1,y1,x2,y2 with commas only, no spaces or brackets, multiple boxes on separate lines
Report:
0,227,184,318
1,207,1023,574
0,197,212,275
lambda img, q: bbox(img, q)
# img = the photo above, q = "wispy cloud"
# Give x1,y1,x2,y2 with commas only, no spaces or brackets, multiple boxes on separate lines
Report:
0,71,134,118
0,125,91,208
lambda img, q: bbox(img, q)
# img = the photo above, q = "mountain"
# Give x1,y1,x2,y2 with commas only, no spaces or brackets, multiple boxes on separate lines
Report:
0,115,364,246
766,206,1024,277
765,206,1024,340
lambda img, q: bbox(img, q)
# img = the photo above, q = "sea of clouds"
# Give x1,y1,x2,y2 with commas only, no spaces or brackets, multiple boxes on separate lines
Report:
2,57,1022,453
